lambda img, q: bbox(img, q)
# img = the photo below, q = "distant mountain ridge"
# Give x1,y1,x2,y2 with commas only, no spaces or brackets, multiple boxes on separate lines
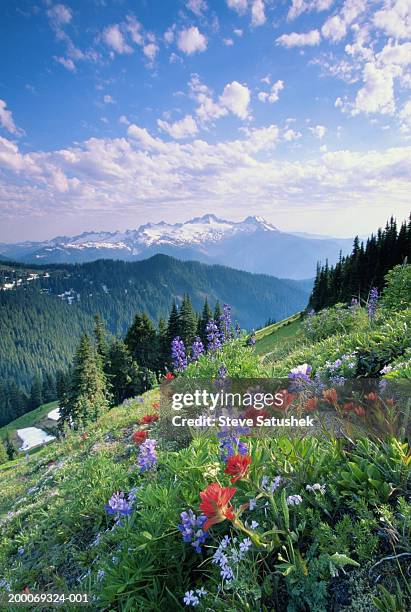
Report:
0,254,312,390
0,214,353,279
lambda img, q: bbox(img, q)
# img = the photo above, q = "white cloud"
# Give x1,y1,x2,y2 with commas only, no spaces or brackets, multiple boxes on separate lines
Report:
164,26,175,44
251,0,266,26
309,124,327,138
103,95,115,104
223,38,234,46
219,81,251,118
276,29,321,47
234,28,243,36
126,124,167,151
186,0,208,15
177,27,208,54
288,0,334,20
377,41,411,67
353,62,400,115
259,80,284,103
46,4,72,27
374,0,411,40
119,115,130,125
157,114,199,139
283,128,302,141
321,15,347,41
0,100,24,136
103,24,133,55
143,42,159,61
399,100,411,132
54,56,76,71
126,16,144,45
226,0,248,14
2,132,410,234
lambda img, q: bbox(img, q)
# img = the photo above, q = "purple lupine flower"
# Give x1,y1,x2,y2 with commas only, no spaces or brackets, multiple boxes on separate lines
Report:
171,336,187,372
289,363,312,382
350,297,359,308
206,319,222,352
178,510,209,553
286,494,303,506
104,491,133,516
217,429,248,461
217,363,228,379
307,308,315,317
367,287,379,320
219,304,232,341
137,439,157,472
261,475,282,494
247,332,256,346
183,591,200,607
190,337,204,362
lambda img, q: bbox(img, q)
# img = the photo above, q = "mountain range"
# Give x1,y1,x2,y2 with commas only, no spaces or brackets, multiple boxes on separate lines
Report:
0,215,353,279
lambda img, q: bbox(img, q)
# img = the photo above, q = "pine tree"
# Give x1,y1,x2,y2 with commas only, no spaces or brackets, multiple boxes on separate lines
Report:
107,340,141,405
124,313,157,371
198,298,212,345
4,434,17,460
166,301,181,356
62,334,109,429
29,374,43,410
94,314,109,360
179,294,197,348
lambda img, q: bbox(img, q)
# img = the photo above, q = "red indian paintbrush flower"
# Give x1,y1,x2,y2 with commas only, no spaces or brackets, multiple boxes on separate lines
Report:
152,402,160,410
224,454,252,483
139,414,159,425
199,483,237,530
133,430,148,445
164,372,174,381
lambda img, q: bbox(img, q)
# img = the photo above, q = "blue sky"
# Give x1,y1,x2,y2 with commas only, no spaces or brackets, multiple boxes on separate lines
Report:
0,0,410,241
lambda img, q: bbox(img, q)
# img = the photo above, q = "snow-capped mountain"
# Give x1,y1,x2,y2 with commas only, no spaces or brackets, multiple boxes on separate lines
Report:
0,214,352,279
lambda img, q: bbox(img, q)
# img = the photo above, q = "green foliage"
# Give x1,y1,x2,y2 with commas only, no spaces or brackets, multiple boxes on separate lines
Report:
381,264,411,312
302,303,367,342
0,438,8,464
310,215,411,310
182,338,262,379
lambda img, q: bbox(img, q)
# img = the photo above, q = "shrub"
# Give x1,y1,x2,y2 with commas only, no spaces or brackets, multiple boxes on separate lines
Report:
381,264,411,312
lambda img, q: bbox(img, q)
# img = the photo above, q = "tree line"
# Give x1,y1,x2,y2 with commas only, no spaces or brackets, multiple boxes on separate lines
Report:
309,215,411,311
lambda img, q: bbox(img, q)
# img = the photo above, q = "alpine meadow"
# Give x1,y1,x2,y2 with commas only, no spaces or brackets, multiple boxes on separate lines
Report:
1,1,411,612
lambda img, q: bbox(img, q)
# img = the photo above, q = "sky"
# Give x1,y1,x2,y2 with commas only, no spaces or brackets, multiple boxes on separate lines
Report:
0,0,410,241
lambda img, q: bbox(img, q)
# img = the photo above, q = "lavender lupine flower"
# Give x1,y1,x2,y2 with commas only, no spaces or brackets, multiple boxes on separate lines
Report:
235,322,241,338
104,491,133,516
219,304,232,341
286,494,303,506
306,483,326,495
289,363,312,383
171,336,187,372
218,429,248,461
239,538,252,554
206,319,222,352
137,439,157,472
380,364,393,374
249,498,257,511
178,510,209,553
247,331,256,346
367,287,379,320
350,297,359,308
183,591,200,607
97,569,105,582
261,475,282,494
190,337,204,362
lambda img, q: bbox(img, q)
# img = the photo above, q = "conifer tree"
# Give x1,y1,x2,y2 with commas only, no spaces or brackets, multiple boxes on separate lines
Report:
198,298,212,345
166,301,181,353
125,313,157,371
0,439,8,464
62,334,109,429
107,340,141,405
29,374,43,410
179,294,197,347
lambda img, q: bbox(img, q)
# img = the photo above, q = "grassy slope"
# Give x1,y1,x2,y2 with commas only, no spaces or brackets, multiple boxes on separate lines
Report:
0,401,58,449
255,312,303,357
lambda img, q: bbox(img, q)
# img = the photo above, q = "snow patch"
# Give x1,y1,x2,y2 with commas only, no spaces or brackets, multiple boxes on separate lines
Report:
47,407,60,421
17,427,55,451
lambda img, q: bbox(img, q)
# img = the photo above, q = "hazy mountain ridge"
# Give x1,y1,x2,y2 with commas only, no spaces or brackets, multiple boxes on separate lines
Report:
0,215,352,279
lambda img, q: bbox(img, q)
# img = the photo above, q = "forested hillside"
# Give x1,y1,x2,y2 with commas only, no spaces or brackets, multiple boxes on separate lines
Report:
310,215,411,310
0,255,311,426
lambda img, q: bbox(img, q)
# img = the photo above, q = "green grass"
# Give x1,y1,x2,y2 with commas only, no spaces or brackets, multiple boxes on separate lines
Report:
0,400,58,448
255,316,303,356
